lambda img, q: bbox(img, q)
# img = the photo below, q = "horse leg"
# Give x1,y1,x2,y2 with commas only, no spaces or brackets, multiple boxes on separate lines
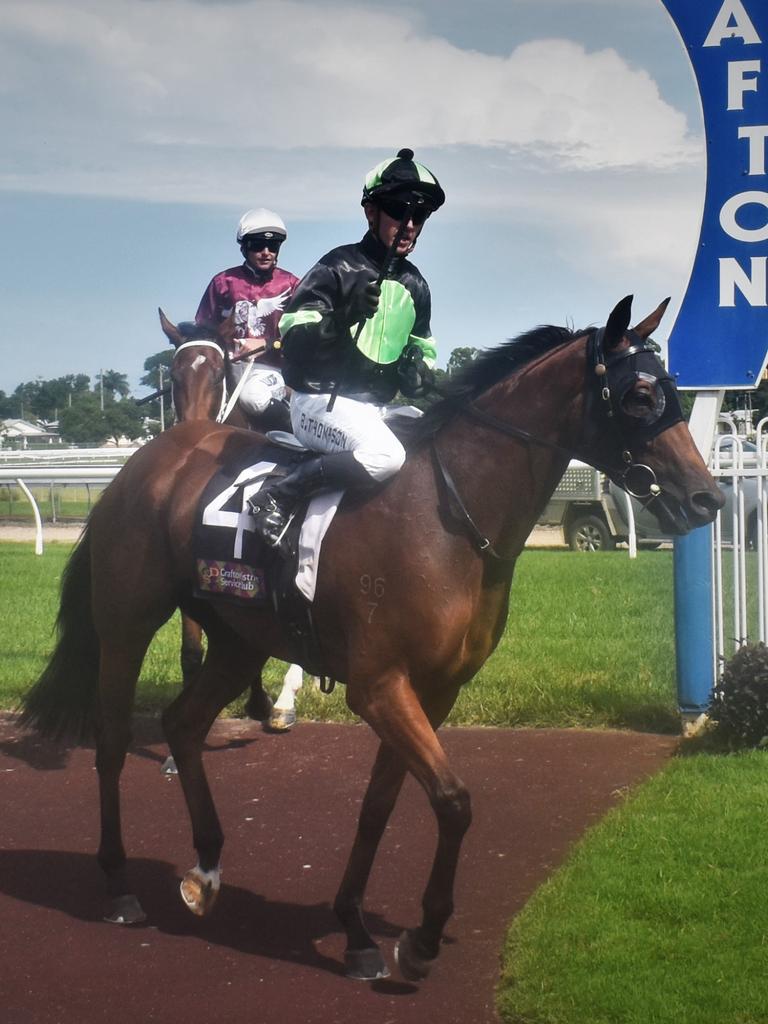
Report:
243,668,274,723
96,636,153,924
343,676,470,983
180,614,204,684
264,662,304,733
159,615,208,776
333,741,407,980
162,622,264,917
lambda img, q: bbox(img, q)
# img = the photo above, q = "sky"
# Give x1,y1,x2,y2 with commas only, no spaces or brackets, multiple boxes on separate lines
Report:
0,0,707,401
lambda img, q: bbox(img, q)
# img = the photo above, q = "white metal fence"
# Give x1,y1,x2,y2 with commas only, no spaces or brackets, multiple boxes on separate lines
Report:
0,447,138,466
0,452,135,553
711,421,768,676
3,438,767,683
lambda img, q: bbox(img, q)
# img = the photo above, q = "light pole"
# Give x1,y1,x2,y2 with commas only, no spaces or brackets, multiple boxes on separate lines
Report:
158,364,165,431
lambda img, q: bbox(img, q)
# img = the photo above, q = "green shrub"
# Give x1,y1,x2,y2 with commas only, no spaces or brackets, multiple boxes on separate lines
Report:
710,642,768,747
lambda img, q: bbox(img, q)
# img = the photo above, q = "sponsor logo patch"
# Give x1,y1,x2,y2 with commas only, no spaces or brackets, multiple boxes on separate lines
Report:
196,558,266,601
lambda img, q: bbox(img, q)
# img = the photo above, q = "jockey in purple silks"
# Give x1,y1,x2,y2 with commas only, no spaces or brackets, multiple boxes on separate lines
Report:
196,208,300,422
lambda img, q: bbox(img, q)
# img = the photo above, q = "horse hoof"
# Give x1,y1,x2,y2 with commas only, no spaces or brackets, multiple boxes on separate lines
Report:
344,947,390,981
103,894,147,925
161,755,178,776
180,866,220,916
263,708,296,733
394,930,435,983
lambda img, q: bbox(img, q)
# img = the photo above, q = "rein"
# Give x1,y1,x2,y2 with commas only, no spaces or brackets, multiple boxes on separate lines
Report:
431,328,684,563
431,444,516,564
218,357,255,424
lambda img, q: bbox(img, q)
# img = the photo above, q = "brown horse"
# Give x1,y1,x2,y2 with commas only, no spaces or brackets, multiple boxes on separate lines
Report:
21,296,723,983
158,311,301,728
158,311,247,687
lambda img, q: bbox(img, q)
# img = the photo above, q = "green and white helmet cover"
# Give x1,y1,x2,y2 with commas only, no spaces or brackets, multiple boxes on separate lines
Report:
362,148,445,210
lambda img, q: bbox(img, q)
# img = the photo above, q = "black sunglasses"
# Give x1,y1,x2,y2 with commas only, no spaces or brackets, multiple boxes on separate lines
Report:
245,235,282,253
377,197,431,226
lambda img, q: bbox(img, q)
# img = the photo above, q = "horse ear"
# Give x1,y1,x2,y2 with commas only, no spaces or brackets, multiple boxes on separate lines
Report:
604,296,633,350
158,307,183,347
632,297,671,340
216,311,237,346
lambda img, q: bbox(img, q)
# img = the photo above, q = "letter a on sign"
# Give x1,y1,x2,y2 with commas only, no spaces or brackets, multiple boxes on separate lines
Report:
661,0,767,388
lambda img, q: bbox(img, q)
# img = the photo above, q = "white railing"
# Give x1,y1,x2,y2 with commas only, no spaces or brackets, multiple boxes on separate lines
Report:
711,420,768,674
0,462,126,553
0,447,137,466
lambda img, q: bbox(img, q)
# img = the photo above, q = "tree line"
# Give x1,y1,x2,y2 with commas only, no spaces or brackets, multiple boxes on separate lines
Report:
0,352,177,446
0,345,491,448
10,341,753,448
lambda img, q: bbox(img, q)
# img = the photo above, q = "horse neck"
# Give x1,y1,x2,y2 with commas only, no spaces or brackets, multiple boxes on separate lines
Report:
433,336,588,557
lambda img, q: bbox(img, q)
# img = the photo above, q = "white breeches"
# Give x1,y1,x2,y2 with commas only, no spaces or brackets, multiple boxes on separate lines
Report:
289,391,406,482
236,365,287,416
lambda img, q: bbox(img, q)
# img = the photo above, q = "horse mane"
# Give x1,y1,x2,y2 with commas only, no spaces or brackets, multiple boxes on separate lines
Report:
404,324,588,447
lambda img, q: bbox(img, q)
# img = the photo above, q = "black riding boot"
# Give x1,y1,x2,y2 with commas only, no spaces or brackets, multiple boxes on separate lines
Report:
249,451,374,548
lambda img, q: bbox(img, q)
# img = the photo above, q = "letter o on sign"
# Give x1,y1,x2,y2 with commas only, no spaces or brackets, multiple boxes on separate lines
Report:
720,191,768,243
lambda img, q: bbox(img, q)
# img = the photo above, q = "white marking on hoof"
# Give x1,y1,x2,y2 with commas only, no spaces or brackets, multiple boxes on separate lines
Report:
180,864,221,916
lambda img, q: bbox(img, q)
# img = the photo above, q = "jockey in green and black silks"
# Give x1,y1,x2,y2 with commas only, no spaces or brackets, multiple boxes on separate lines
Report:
249,148,445,549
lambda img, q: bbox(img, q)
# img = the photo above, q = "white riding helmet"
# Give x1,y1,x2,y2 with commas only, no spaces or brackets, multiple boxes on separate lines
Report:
236,208,287,244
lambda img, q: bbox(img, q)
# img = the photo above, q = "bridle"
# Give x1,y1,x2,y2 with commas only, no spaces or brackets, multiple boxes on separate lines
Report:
432,326,684,562
585,325,683,497
171,340,229,423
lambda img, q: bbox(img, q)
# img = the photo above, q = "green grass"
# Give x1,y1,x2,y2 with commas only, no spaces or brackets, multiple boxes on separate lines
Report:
449,550,679,732
499,749,768,1024
0,542,679,729
0,542,305,716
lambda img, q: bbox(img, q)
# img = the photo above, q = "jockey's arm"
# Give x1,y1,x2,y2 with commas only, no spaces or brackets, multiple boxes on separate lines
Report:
278,263,350,364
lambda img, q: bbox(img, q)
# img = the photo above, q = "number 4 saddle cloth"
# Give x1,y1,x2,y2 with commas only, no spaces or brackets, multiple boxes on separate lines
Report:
193,440,342,607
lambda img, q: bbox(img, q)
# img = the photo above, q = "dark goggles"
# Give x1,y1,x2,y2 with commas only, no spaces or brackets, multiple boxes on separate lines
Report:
244,235,282,253
592,330,684,443
613,359,683,439
376,197,431,226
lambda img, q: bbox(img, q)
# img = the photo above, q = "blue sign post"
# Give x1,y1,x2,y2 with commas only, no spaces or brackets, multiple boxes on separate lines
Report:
660,0,767,718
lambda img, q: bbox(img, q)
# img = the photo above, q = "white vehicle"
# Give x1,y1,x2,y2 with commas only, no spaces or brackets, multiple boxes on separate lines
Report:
540,443,757,551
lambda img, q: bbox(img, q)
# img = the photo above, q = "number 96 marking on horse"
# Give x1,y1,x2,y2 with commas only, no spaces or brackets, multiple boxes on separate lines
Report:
360,574,385,623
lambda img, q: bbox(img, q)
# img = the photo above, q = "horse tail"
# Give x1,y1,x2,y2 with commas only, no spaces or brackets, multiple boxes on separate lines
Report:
19,523,99,742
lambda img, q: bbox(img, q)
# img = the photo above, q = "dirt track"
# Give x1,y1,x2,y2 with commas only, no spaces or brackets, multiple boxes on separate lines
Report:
0,714,677,1024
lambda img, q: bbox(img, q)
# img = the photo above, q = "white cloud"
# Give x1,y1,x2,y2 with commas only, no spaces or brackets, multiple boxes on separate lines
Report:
0,0,700,209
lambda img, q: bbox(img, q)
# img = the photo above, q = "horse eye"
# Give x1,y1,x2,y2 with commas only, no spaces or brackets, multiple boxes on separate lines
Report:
621,382,657,418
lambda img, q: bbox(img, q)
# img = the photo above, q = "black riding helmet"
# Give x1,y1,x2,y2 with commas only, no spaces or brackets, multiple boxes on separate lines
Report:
361,148,446,214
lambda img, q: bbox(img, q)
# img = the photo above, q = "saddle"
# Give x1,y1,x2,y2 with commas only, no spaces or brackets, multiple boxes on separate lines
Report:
192,431,335,682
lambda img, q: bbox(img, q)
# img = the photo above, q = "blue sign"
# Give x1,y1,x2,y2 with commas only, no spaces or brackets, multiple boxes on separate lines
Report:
662,0,768,389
